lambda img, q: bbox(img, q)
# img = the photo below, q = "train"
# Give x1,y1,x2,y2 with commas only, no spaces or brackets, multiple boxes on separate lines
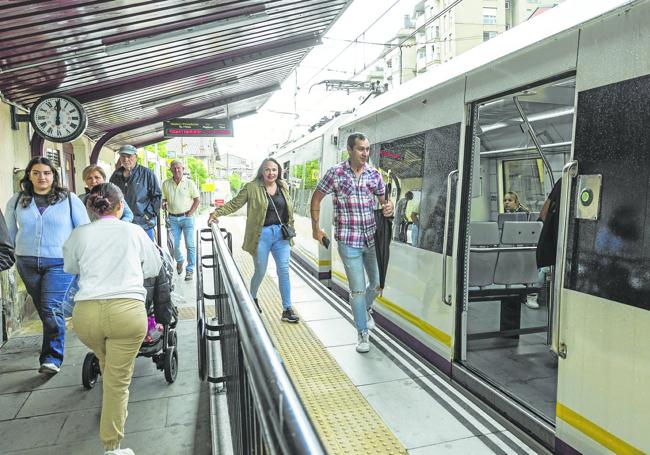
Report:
272,0,650,453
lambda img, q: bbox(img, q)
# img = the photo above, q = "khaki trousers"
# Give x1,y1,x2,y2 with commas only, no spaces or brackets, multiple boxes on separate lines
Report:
72,298,147,450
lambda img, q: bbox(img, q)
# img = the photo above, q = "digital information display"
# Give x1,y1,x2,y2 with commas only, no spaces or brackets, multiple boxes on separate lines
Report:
163,118,234,138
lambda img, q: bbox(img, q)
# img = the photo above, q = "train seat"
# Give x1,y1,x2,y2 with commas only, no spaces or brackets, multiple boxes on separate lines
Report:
497,212,528,230
493,221,542,287
528,211,540,221
468,222,499,288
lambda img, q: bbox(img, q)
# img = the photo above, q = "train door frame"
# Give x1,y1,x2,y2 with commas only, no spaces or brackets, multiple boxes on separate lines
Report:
451,72,577,448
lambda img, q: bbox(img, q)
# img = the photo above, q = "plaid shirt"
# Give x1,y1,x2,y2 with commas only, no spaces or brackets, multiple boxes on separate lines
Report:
316,161,385,248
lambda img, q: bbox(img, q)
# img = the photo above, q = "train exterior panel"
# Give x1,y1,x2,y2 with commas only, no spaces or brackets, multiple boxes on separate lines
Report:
283,0,649,452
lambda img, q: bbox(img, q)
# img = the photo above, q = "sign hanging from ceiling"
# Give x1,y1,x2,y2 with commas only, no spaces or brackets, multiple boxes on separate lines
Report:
163,118,233,138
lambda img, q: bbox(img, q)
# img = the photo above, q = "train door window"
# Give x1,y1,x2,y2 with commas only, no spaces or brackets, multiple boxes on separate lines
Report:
377,134,424,248
501,158,545,212
282,161,290,180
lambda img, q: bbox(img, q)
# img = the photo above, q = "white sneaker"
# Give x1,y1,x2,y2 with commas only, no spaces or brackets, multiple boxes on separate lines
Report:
38,363,60,374
525,295,540,309
356,331,370,353
366,309,376,330
105,448,135,455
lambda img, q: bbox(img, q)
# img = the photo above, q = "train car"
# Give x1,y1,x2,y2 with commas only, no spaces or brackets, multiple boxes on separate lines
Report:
272,114,353,284
290,1,650,453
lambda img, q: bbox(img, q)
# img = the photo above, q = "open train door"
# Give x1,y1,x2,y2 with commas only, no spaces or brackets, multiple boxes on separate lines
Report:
550,10,650,454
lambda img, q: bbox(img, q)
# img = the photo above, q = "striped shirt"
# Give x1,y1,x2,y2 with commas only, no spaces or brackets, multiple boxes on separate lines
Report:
316,161,385,248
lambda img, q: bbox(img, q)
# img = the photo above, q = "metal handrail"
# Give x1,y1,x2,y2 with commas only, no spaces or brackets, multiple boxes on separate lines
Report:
203,223,326,454
442,169,458,306
469,246,537,252
551,160,577,358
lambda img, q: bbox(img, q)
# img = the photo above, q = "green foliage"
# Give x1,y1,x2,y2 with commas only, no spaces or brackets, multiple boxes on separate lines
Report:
292,164,305,181
186,156,208,187
229,172,242,194
304,160,320,189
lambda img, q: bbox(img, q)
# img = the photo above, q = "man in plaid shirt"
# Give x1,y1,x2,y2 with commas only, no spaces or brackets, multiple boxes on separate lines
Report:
310,132,394,353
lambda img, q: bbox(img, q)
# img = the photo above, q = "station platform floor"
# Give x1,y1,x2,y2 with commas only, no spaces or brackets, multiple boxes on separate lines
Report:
0,243,212,454
215,216,546,455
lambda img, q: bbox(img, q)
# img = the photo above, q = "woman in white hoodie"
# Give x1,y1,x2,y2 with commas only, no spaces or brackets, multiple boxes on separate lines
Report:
63,183,161,455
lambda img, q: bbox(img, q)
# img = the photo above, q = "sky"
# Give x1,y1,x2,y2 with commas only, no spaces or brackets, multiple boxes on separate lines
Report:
210,0,421,163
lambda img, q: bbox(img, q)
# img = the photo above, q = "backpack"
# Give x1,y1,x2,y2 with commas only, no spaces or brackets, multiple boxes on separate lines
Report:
536,181,562,268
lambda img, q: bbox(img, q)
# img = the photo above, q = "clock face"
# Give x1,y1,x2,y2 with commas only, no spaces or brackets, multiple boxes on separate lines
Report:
30,94,87,143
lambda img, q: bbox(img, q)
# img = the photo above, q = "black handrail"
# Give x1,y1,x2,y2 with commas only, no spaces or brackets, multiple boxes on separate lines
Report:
197,225,326,454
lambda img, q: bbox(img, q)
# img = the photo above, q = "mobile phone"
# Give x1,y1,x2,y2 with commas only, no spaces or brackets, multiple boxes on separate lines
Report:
321,236,330,249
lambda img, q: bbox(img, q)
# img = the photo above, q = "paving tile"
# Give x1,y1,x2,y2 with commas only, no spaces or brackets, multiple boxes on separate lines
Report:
293,299,342,321
0,370,53,394
7,437,102,455
0,413,67,452
359,377,476,449
326,344,411,386
56,398,169,444
165,385,211,427
127,370,201,403
0,392,29,421
0,335,41,355
306,318,358,347
17,383,103,418
120,420,212,455
0,352,40,374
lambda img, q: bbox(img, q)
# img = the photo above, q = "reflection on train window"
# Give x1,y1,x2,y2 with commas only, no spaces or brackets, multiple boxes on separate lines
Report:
282,160,290,180
378,134,424,248
289,159,319,217
502,158,545,212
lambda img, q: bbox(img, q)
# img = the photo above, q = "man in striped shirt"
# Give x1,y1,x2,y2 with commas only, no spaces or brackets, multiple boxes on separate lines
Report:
311,132,394,353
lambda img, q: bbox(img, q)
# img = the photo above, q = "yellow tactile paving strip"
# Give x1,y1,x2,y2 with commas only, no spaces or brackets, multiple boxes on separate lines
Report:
236,249,407,454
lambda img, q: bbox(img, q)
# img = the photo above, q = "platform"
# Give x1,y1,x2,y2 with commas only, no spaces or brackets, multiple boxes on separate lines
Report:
0,255,212,455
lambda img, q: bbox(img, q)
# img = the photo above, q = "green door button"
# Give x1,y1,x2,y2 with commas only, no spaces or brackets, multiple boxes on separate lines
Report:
580,188,593,206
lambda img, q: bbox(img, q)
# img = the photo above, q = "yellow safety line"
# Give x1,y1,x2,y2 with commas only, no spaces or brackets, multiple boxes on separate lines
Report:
295,245,331,266
332,269,452,348
556,403,644,455
236,250,406,454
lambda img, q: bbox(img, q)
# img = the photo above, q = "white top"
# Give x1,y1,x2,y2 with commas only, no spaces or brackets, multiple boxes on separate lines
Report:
162,177,200,214
63,218,162,302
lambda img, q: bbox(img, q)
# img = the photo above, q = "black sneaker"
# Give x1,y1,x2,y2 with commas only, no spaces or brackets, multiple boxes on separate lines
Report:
281,308,299,323
176,262,183,275
184,271,193,281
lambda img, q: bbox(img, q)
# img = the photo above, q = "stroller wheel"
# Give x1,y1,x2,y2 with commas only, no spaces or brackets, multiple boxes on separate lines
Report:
82,352,100,389
164,347,178,384
167,329,178,347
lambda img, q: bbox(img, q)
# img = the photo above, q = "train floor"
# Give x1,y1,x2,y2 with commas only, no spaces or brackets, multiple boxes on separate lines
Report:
217,216,547,454
0,235,213,454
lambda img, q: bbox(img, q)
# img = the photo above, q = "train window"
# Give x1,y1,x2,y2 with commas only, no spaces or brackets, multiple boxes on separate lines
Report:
377,134,424,248
289,159,320,217
501,158,545,212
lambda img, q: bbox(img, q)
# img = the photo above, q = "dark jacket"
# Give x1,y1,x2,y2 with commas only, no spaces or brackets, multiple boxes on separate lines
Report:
144,263,176,325
0,209,15,271
110,164,162,230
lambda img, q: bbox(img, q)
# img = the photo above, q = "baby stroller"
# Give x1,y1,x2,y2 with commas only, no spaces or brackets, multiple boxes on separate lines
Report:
82,246,179,389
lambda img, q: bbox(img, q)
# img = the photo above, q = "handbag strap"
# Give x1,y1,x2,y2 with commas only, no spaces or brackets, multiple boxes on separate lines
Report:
265,189,286,227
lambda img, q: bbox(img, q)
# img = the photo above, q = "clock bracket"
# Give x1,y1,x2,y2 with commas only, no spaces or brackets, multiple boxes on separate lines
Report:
10,105,30,131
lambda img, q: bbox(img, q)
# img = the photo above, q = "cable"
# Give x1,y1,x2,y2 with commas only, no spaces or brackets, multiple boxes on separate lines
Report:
304,0,404,86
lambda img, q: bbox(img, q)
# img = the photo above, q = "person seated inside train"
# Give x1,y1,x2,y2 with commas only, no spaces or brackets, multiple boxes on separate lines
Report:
503,191,529,214
409,199,421,248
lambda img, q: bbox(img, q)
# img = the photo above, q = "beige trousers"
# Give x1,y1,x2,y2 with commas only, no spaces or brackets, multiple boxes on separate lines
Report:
72,298,147,450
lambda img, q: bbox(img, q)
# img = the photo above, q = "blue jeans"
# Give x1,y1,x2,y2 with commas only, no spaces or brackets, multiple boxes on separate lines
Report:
168,215,196,272
338,243,380,333
16,256,76,367
250,225,291,310
411,224,419,247
144,227,155,241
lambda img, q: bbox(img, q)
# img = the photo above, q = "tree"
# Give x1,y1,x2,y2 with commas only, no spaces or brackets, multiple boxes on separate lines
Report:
186,156,208,187
229,172,242,194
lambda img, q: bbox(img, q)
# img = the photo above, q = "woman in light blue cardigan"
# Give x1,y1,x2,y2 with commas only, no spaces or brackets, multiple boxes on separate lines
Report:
5,157,89,374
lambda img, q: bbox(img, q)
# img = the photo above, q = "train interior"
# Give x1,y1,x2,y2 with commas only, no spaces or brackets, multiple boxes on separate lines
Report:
464,75,576,423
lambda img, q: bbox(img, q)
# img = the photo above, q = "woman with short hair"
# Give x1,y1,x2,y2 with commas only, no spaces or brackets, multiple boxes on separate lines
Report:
63,183,162,455
5,156,89,374
208,158,299,323
81,164,134,222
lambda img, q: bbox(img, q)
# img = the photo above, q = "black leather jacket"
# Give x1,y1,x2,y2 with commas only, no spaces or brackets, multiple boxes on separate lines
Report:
110,164,162,230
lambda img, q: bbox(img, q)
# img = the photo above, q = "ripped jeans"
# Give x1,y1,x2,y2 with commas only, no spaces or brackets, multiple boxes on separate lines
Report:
338,243,380,333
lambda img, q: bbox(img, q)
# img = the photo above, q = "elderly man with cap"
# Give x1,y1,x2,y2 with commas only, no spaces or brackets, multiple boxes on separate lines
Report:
162,160,200,281
109,144,162,240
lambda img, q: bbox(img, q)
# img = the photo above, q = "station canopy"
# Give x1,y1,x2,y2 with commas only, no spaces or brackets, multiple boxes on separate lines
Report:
0,1,351,149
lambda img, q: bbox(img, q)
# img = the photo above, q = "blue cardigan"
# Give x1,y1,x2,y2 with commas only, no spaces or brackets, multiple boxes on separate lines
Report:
5,193,90,259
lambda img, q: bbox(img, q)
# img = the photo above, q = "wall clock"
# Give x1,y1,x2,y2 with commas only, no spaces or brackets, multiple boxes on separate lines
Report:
29,94,88,143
